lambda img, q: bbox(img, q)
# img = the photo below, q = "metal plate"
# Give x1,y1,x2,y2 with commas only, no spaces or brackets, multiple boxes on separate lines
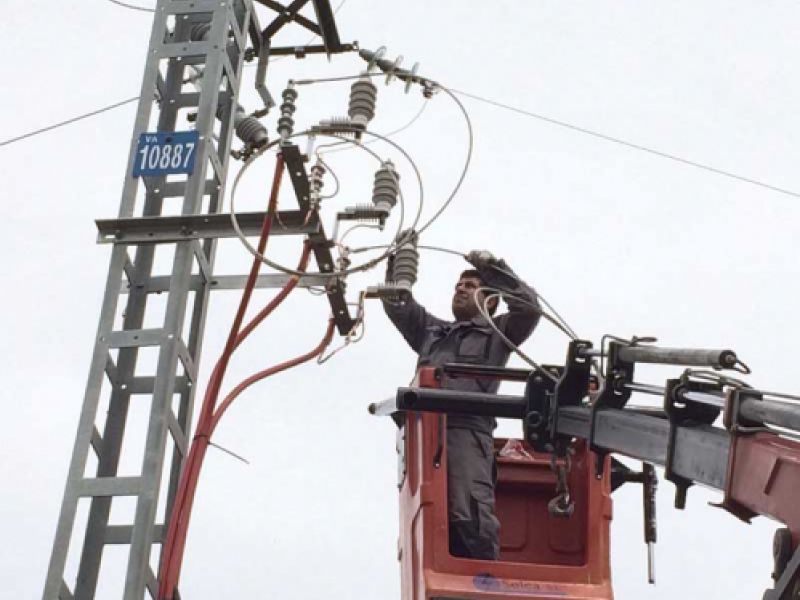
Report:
132,131,200,177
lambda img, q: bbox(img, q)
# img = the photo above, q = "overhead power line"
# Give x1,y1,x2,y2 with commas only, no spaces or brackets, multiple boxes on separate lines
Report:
450,87,800,199
103,0,155,12
2,78,798,203
0,97,138,148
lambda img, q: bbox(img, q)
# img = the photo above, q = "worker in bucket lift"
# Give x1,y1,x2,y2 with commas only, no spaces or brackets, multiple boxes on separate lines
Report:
382,249,541,560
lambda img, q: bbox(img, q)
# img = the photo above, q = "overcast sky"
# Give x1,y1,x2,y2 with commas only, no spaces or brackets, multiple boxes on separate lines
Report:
2,1,799,599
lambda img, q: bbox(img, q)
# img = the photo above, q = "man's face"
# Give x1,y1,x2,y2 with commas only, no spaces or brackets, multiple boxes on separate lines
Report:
452,276,486,321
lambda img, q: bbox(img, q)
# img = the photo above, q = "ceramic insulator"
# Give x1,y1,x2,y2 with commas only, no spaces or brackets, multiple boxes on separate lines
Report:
372,160,399,214
348,77,378,127
235,114,268,146
392,231,419,289
277,87,298,139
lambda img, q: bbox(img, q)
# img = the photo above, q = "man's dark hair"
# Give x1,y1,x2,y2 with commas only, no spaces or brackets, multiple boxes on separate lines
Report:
460,269,482,282
458,269,498,315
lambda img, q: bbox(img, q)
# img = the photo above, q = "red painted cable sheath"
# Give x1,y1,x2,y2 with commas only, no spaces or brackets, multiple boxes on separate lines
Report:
233,241,312,348
211,319,336,431
158,317,334,599
158,156,286,600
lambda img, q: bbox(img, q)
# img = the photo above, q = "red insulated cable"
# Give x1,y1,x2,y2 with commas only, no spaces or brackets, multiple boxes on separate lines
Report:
233,241,312,348
158,156,286,600
158,318,334,599
211,319,336,430
157,245,313,599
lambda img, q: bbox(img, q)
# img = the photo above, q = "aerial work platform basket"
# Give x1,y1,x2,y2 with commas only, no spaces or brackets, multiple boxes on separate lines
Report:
397,370,614,600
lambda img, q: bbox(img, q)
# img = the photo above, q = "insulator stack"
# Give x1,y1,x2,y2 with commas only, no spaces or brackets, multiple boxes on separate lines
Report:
309,162,325,207
277,86,298,139
372,160,399,214
392,230,419,290
348,76,378,128
358,48,432,95
234,110,268,148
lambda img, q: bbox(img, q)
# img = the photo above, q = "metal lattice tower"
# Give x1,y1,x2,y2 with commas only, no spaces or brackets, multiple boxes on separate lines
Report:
42,1,352,598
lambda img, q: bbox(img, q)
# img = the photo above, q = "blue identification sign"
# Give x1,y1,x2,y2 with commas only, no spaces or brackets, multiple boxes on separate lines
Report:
132,131,200,177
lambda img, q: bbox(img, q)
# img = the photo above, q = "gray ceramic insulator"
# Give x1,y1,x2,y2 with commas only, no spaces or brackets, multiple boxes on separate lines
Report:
234,112,268,146
278,87,298,138
392,234,419,289
348,78,378,127
372,161,399,213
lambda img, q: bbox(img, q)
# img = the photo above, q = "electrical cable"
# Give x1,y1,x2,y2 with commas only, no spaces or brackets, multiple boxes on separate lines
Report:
414,84,473,235
479,285,576,341
291,72,386,85
313,154,340,199
230,127,425,277
6,84,796,205
339,223,382,245
348,243,465,258
0,97,138,148
211,319,336,430
348,242,580,341
415,244,467,258
1,2,349,148
232,129,411,276
450,87,800,200
3,71,797,204
316,99,428,156
159,155,289,600
317,294,367,363
475,290,558,383
275,73,464,237
103,0,154,12
486,262,580,340
233,242,313,346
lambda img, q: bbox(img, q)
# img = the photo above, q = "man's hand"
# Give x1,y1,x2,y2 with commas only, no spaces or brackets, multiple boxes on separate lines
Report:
466,250,496,269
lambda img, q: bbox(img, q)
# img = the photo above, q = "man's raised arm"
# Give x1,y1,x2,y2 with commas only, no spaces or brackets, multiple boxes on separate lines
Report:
382,294,444,354
467,251,542,346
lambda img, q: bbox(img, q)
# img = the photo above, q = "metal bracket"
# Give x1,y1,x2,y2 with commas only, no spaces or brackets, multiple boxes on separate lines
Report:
280,143,355,334
663,378,691,508
553,341,593,408
254,0,349,54
713,388,767,524
589,341,635,477
96,211,317,244
534,339,593,453
255,33,276,111
662,376,721,508
723,387,765,432
523,370,556,453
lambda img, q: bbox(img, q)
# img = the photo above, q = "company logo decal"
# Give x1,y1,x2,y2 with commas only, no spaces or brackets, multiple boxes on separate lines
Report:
473,573,568,597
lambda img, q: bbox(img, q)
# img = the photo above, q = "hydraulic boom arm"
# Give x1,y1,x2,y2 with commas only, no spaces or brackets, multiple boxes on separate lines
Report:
371,339,800,600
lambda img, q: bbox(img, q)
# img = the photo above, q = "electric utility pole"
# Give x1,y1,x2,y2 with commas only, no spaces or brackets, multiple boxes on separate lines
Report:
42,2,352,598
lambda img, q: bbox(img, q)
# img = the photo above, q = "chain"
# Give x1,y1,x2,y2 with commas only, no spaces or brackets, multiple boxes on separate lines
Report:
548,450,575,518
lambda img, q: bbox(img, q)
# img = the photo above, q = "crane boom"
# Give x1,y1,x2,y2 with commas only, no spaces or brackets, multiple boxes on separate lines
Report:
372,339,800,599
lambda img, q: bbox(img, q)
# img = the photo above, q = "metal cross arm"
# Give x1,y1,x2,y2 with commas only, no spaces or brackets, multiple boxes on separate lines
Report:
96,210,318,244
250,0,349,56
281,142,355,334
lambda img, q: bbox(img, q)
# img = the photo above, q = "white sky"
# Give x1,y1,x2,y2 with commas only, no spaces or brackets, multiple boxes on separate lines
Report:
2,1,799,599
